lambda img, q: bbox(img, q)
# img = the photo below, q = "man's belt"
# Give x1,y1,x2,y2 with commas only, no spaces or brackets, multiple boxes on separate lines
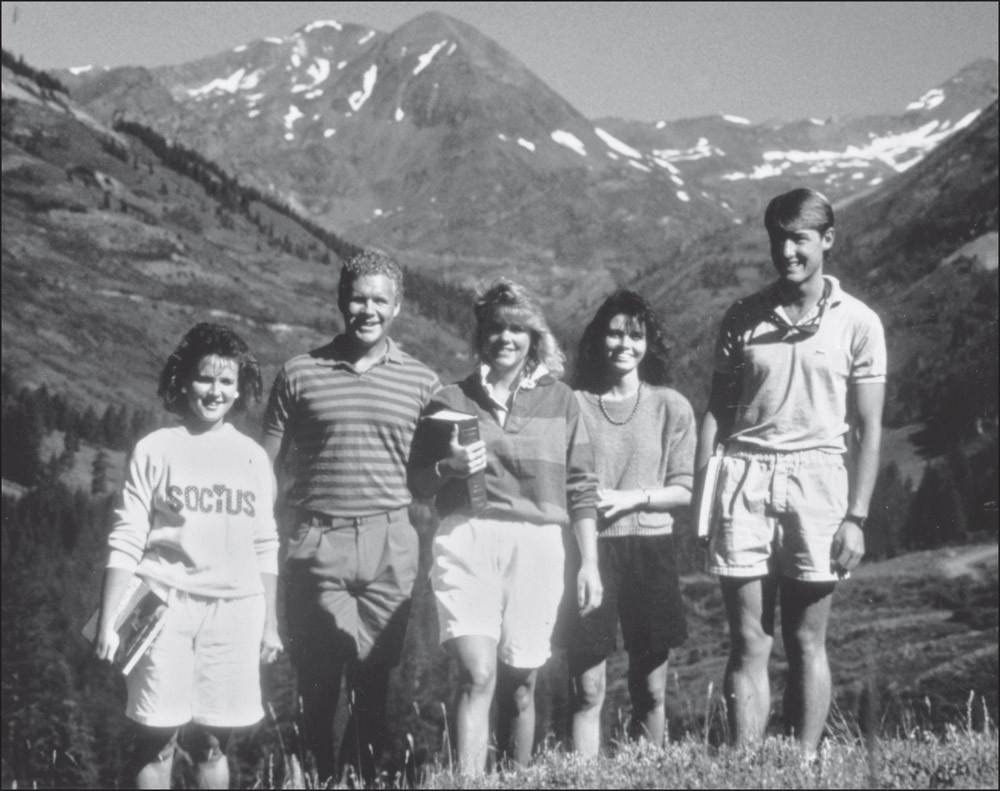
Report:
296,507,405,530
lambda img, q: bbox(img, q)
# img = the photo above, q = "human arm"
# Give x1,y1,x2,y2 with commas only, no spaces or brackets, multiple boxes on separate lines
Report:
598,393,697,520
259,571,282,663
94,566,136,662
572,516,602,615
695,372,739,503
831,381,885,574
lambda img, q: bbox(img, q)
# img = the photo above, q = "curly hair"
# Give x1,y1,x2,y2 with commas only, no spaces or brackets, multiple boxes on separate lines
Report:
337,250,404,312
573,290,671,391
472,278,565,379
157,323,263,416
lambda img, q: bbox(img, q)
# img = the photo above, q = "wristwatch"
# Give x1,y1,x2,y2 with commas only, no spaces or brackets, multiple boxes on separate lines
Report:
843,513,867,529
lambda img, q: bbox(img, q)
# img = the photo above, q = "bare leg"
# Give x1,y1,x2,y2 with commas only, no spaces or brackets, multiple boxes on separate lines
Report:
568,654,606,756
340,660,391,783
780,580,836,753
449,635,498,777
496,663,539,768
190,727,230,790
627,650,670,747
131,725,177,790
721,576,778,744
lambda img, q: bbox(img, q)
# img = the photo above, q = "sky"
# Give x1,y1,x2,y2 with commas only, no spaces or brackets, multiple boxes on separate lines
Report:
1,2,997,123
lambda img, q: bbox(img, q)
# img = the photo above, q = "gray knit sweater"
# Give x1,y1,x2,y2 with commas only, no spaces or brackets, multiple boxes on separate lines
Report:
575,386,696,537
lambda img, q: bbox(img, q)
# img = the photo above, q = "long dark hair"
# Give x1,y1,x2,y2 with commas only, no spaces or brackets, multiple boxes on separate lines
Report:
158,323,262,416
573,290,671,392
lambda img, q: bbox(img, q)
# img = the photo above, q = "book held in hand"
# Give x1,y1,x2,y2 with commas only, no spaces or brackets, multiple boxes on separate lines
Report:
420,408,488,514
82,577,167,675
696,449,724,541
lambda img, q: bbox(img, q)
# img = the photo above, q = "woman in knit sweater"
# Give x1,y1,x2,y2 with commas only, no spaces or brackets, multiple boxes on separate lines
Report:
411,279,601,776
566,290,696,754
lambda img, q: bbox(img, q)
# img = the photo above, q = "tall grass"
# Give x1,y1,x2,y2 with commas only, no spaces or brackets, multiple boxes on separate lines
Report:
256,691,997,789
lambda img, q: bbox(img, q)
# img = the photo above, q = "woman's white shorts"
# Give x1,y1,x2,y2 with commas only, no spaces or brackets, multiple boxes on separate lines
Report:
126,589,265,728
432,515,565,669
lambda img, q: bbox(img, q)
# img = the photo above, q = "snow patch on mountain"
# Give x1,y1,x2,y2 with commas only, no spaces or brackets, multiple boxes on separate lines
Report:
551,130,587,157
324,128,336,138
233,45,247,53
447,42,458,56
653,137,725,163
414,41,449,75
264,37,283,45
595,127,642,158
628,160,652,173
358,31,376,45
348,65,378,111
518,138,535,152
292,58,331,93
304,20,343,33
395,107,405,121
723,114,751,125
188,68,262,97
676,190,691,202
907,88,945,111
283,105,304,130
721,109,982,180
69,65,93,75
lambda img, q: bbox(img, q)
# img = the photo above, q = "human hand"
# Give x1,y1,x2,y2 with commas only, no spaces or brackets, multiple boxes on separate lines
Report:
260,625,284,665
95,623,120,663
440,425,487,479
597,488,644,521
831,520,865,576
577,561,603,616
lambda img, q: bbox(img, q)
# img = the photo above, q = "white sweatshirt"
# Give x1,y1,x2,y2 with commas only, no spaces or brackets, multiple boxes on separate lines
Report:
107,424,279,598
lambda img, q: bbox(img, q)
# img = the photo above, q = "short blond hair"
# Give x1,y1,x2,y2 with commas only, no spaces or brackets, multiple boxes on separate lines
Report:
472,278,565,379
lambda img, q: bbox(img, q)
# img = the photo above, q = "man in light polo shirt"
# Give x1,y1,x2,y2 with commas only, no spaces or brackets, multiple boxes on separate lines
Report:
696,188,886,754
263,251,440,782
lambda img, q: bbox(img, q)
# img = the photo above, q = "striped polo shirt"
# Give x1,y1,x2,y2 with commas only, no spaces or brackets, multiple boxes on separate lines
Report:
264,336,441,517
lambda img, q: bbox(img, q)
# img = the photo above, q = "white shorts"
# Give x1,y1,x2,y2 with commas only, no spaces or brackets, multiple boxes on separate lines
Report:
126,589,265,728
708,447,849,582
432,516,565,669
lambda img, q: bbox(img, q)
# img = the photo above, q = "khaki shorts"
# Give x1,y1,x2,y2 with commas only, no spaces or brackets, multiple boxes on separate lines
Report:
708,447,848,582
432,515,565,669
126,590,265,728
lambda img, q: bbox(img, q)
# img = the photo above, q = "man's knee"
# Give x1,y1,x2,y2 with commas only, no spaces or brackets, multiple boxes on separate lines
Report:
732,621,773,663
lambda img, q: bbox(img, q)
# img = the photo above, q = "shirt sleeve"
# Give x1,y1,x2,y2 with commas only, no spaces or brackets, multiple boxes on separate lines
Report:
262,366,292,440
252,448,280,575
662,393,697,491
106,440,155,572
850,309,888,383
564,389,599,523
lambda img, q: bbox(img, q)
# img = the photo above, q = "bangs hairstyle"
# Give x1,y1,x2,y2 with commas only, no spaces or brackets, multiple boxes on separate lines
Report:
158,323,263,416
337,250,404,311
473,278,565,379
764,188,834,236
574,290,671,391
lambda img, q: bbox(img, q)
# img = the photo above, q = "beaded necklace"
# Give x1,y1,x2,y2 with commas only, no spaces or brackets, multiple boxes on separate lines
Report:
598,381,643,426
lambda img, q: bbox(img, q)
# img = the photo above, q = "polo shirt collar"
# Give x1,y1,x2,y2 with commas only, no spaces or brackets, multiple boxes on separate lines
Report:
318,335,404,367
768,275,844,326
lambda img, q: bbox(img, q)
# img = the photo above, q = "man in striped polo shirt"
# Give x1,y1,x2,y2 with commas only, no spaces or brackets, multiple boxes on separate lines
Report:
263,251,440,783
